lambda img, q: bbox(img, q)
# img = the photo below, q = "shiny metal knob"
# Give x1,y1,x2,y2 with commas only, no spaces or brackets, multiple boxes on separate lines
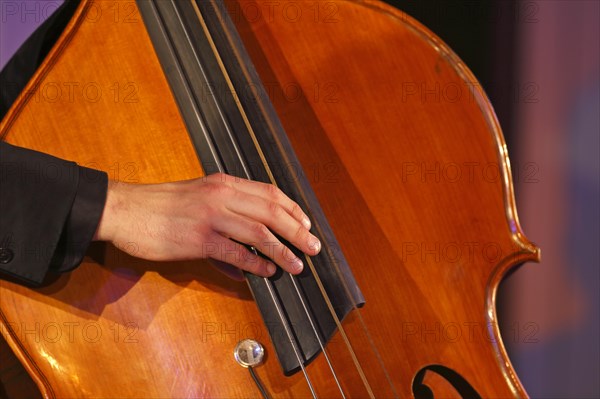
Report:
234,339,265,368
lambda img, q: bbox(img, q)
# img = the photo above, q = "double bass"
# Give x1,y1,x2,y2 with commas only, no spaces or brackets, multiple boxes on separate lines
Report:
0,0,540,397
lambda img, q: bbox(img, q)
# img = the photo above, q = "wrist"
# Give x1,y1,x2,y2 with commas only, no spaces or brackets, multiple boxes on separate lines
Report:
93,180,123,242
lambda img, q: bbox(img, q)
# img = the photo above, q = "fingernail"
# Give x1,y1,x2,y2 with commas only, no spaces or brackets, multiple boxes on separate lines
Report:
267,263,276,276
302,216,311,230
310,238,321,254
292,257,304,273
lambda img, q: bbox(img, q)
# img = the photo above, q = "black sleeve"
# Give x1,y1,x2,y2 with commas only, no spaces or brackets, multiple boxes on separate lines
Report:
0,142,108,285
0,0,108,285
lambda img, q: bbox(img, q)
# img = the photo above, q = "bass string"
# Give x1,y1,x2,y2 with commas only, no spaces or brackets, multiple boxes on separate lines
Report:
286,273,346,398
186,2,351,396
181,2,340,396
261,256,318,398
190,0,393,397
169,0,330,395
192,0,382,394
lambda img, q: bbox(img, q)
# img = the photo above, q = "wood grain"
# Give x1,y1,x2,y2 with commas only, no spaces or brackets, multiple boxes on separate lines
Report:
0,0,539,397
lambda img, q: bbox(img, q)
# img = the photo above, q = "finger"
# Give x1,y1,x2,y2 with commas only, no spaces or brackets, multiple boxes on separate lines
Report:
212,174,312,230
225,192,321,257
213,212,305,274
204,233,276,277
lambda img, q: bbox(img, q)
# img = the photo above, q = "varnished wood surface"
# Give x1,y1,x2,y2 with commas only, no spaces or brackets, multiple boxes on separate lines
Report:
0,0,539,397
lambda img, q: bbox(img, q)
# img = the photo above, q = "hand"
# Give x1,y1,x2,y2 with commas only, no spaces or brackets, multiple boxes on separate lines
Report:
93,173,321,277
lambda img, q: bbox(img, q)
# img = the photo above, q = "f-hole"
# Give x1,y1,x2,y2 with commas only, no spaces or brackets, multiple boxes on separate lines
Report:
412,364,482,399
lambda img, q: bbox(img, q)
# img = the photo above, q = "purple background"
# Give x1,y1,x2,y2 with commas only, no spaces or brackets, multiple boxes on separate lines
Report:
0,0,64,69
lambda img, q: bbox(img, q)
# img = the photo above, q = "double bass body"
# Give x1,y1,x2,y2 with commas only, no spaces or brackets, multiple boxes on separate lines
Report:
0,0,539,397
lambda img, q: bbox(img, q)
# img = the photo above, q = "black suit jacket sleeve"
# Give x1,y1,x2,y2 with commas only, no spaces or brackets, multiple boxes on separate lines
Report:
0,0,107,285
0,142,108,285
